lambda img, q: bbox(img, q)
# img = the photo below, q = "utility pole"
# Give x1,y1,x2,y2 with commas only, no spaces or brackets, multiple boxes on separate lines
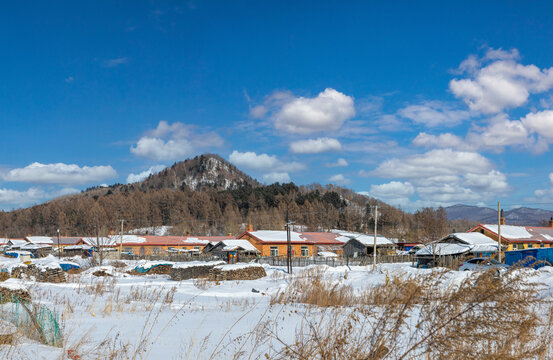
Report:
286,210,294,274
498,202,502,263
57,228,61,260
118,219,127,259
373,205,378,269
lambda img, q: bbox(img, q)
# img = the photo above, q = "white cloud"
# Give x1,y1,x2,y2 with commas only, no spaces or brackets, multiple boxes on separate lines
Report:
2,162,117,185
327,158,348,167
268,88,355,134
328,174,350,186
412,132,470,150
104,57,128,67
127,165,167,184
467,117,531,151
398,101,471,127
532,173,553,200
0,187,45,206
131,121,223,161
369,149,509,206
0,186,79,209
413,115,539,153
289,138,342,154
228,151,304,173
262,172,291,184
521,110,553,139
370,181,415,198
450,48,553,114
373,149,492,179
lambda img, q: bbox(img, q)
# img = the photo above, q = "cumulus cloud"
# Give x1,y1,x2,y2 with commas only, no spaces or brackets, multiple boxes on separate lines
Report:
130,121,223,161
521,110,553,139
450,48,553,114
398,101,471,127
412,132,470,150
373,149,492,179
289,138,342,154
127,165,167,184
0,187,79,209
2,162,117,185
229,151,304,174
275,88,355,134
368,181,415,206
328,174,350,186
326,158,348,167
262,172,291,184
369,149,509,206
251,88,355,134
413,113,540,153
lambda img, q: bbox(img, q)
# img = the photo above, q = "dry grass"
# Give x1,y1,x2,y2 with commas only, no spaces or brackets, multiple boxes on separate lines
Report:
264,267,553,360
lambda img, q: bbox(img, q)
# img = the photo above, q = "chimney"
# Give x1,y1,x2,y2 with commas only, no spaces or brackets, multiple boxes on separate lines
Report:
500,209,506,225
247,223,253,232
549,217,553,228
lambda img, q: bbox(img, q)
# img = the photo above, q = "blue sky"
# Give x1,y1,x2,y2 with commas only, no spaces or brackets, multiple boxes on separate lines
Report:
2,1,553,211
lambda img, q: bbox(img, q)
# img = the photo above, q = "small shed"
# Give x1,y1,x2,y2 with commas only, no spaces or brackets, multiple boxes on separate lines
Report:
342,234,396,258
205,240,260,263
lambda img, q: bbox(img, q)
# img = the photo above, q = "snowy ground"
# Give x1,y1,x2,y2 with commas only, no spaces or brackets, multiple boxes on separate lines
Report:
1,258,553,359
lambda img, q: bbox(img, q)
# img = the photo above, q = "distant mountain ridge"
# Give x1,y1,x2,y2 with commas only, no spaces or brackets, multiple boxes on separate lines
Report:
445,204,553,226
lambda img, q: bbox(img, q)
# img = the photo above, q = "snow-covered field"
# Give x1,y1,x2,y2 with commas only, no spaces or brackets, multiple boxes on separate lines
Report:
1,257,553,359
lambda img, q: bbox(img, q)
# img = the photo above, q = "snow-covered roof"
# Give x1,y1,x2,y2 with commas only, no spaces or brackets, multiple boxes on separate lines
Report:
481,224,532,239
333,230,395,246
26,236,54,245
82,237,117,246
7,240,28,247
181,237,210,245
416,243,473,256
64,245,93,250
219,240,259,252
318,251,339,258
20,243,51,250
248,230,305,243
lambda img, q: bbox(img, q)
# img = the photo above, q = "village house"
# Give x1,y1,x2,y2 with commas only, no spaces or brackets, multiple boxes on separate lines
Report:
203,239,260,263
109,235,229,256
238,228,349,258
468,218,553,251
415,232,499,267
341,232,396,258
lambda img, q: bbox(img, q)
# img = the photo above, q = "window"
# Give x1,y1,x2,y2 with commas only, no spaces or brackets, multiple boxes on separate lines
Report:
124,247,132,253
270,246,279,257
517,244,524,250
301,246,309,257
528,244,533,249
541,243,545,248
152,247,160,255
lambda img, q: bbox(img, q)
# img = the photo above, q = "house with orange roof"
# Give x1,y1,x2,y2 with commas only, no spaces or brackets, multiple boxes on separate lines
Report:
468,218,553,251
238,229,348,257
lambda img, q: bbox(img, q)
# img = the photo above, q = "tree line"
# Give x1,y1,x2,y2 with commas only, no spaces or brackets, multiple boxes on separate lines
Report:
0,182,468,242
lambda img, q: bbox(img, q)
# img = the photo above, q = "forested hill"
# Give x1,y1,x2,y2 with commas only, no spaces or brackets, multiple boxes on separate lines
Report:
0,154,449,242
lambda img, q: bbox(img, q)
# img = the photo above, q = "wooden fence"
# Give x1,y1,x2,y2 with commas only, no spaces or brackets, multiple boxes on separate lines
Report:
259,254,416,267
